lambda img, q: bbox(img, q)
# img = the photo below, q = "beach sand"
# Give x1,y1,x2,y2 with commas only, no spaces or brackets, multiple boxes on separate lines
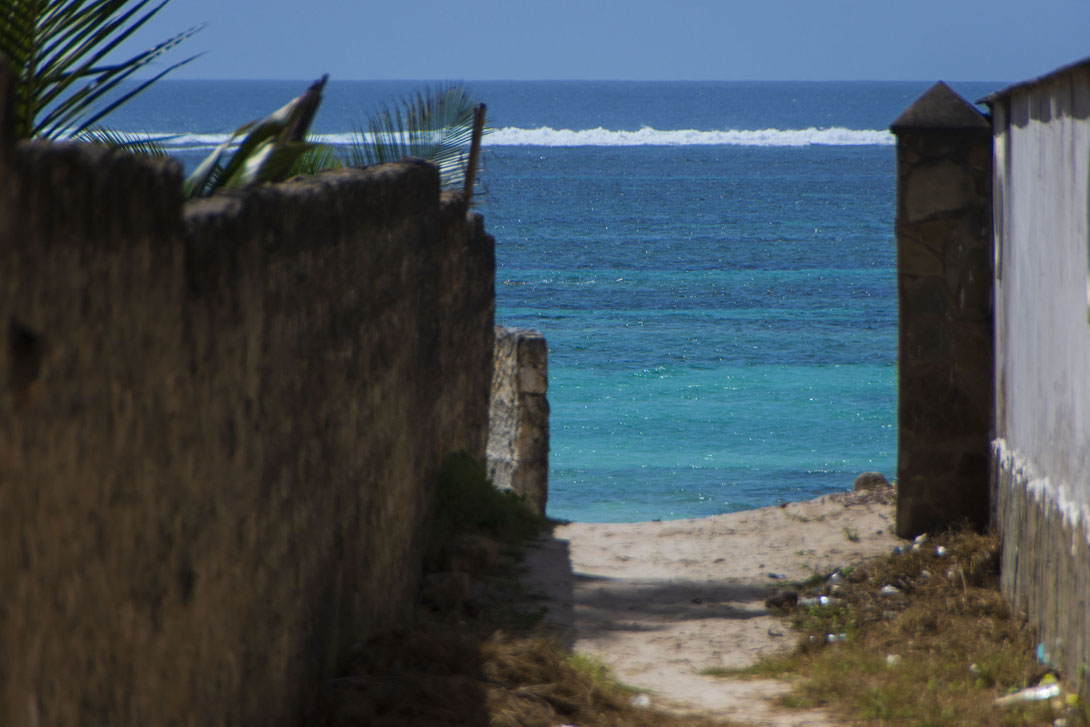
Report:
522,488,900,726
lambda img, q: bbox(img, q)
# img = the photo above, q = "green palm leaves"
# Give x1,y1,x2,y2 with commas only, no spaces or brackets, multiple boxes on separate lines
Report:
183,81,489,201
348,84,488,198
183,75,326,199
0,0,201,140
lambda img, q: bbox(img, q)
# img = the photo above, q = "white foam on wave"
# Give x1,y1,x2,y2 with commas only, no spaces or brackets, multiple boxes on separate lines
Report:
485,125,894,147
151,126,893,151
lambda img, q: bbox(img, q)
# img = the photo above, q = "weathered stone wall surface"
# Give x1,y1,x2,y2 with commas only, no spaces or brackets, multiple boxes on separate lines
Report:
987,60,1090,694
890,82,994,537
487,327,549,515
0,72,494,726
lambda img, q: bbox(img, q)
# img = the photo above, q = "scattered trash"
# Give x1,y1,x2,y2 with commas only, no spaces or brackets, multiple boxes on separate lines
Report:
885,654,901,667
969,663,981,675
827,572,843,584
880,585,901,596
914,533,928,545
799,595,839,607
630,693,653,709
892,545,905,555
919,569,932,579
767,572,785,579
994,682,1061,706
1037,639,1063,667
935,546,948,557
826,633,847,643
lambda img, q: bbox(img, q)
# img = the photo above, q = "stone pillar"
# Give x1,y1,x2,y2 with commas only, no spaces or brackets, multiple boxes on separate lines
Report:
890,82,994,538
487,327,550,516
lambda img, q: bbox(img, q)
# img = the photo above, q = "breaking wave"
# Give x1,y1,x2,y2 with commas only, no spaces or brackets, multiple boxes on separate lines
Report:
149,126,892,153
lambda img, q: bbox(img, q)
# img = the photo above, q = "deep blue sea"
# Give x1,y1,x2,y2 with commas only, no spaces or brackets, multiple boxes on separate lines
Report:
108,79,1004,523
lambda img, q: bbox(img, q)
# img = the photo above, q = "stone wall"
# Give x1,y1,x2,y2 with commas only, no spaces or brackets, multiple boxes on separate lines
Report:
889,83,994,537
0,69,495,725
486,327,550,515
985,60,1090,693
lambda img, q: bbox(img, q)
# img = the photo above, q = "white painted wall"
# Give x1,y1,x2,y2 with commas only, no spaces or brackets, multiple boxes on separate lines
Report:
993,65,1090,535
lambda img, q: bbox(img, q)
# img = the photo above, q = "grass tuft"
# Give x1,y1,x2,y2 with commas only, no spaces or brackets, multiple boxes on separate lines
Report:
314,452,736,727
709,529,1087,726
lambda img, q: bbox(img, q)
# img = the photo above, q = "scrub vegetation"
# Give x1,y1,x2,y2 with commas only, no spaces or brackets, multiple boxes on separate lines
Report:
314,453,736,727
708,530,1089,726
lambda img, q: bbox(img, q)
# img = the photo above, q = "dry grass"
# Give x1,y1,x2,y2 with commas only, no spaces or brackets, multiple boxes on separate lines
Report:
313,454,734,727
710,529,1089,726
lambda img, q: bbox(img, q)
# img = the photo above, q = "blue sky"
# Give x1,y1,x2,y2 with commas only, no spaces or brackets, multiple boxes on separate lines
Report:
132,0,1090,82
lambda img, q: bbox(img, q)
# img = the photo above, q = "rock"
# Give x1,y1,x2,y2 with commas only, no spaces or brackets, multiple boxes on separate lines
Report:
854,471,891,491
764,590,798,611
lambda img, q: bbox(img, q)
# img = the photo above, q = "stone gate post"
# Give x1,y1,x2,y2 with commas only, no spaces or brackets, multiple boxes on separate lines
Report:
890,82,993,537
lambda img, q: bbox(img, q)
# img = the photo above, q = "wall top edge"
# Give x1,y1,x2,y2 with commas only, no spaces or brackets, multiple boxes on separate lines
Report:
891,81,990,134
979,55,1090,105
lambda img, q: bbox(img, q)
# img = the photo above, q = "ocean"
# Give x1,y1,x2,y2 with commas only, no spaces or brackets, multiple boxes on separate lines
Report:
108,79,1004,523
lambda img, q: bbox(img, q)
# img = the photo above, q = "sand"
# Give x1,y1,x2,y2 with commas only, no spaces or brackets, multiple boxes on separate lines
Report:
522,489,900,726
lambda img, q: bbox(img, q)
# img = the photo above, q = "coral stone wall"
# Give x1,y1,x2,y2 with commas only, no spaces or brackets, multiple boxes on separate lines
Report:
890,83,994,537
0,75,494,726
487,327,550,515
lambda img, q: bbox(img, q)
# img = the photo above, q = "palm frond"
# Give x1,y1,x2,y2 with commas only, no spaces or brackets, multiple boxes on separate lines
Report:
0,0,201,140
347,84,489,190
73,125,172,157
184,75,327,199
290,144,342,176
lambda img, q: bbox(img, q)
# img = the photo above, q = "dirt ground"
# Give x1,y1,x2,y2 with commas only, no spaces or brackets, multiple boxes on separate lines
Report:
521,490,902,726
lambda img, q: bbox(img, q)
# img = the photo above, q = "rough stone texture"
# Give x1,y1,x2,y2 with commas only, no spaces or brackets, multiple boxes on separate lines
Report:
0,63,494,726
891,87,993,538
487,327,550,516
994,444,1090,696
988,61,1090,696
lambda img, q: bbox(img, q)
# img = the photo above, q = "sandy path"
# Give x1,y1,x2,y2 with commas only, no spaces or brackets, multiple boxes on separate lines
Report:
522,490,900,726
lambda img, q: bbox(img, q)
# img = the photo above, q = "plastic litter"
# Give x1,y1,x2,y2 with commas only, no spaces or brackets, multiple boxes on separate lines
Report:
892,545,904,555
827,572,843,584
885,654,901,667
630,693,653,709
826,633,847,643
994,682,1061,706
799,595,838,607
914,533,928,545
935,546,948,557
880,585,901,596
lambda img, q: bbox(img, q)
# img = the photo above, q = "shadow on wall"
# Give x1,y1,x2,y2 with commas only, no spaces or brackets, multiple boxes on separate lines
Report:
0,54,496,727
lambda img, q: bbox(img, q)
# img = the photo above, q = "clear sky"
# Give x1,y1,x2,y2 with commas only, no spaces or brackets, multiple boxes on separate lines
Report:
130,0,1090,83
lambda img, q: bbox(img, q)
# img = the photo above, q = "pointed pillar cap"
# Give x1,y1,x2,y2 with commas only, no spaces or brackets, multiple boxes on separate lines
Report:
890,81,990,134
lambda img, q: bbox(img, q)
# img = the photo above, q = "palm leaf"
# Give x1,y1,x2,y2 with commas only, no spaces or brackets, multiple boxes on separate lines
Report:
184,75,327,199
290,144,342,176
347,84,489,190
73,124,172,157
0,0,201,140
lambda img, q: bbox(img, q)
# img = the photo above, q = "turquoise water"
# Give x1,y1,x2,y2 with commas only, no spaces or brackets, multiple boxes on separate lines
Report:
108,80,1004,522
